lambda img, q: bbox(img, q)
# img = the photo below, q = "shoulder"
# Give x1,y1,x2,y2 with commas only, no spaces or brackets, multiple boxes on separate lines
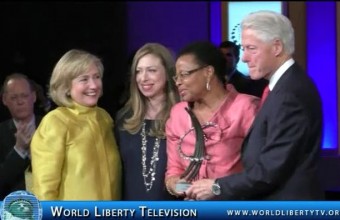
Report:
96,107,112,117
168,102,190,124
166,102,191,132
236,93,260,104
275,64,319,98
0,119,12,129
96,107,113,123
39,107,70,128
169,102,190,118
0,120,13,138
170,102,188,112
227,84,260,109
33,108,71,138
228,84,259,101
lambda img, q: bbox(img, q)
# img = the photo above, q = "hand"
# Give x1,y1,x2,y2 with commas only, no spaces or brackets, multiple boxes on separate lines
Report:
165,176,187,197
185,178,215,201
15,121,35,151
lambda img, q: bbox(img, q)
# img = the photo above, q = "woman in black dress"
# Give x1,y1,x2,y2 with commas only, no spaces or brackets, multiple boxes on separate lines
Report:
115,43,179,200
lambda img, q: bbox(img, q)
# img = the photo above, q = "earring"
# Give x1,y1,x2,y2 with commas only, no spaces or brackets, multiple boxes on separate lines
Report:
206,81,211,91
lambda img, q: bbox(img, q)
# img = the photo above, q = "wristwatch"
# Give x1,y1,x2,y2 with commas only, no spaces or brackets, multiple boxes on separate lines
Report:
211,180,221,196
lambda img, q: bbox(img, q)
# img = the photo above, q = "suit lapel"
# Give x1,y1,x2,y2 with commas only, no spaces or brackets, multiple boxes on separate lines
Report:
241,63,299,154
8,119,16,133
241,128,252,154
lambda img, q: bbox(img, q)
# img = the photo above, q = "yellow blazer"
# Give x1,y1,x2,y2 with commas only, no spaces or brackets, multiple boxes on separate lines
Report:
31,103,121,200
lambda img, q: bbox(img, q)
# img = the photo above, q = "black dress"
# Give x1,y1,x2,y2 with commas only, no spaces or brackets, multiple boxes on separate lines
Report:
115,118,177,200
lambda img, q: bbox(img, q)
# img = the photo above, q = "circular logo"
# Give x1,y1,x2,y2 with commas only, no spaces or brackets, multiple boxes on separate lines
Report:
230,23,241,48
0,190,42,220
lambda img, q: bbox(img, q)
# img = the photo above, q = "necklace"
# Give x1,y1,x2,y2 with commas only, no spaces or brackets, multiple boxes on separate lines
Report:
141,121,161,191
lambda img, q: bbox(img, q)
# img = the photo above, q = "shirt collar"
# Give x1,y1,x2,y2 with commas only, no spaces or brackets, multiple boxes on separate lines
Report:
268,58,294,91
69,101,97,116
13,115,36,129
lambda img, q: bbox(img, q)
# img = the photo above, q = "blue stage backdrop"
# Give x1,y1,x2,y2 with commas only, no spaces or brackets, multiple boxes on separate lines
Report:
306,1,337,150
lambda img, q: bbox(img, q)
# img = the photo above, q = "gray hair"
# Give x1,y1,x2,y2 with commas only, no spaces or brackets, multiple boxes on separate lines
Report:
241,10,295,55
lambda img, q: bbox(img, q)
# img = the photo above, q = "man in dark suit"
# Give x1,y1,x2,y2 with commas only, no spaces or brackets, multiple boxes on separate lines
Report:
185,11,324,200
219,40,268,98
0,73,42,200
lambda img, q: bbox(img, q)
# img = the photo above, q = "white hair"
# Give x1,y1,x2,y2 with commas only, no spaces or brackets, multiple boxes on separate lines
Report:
241,10,295,55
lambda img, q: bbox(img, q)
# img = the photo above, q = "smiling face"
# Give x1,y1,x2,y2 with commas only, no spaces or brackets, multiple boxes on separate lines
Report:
135,53,167,100
70,62,102,107
175,54,208,102
241,28,277,80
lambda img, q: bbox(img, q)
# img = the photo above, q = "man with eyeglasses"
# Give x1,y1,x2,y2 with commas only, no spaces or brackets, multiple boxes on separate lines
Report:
219,40,268,98
0,73,42,199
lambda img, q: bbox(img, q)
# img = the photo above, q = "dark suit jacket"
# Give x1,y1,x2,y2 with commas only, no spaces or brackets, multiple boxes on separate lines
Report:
229,70,268,98
0,116,42,200
216,63,324,200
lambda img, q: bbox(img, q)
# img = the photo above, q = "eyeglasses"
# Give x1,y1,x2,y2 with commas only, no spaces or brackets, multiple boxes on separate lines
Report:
172,65,208,82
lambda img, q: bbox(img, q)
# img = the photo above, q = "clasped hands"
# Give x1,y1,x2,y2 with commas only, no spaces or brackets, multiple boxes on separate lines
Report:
15,121,35,154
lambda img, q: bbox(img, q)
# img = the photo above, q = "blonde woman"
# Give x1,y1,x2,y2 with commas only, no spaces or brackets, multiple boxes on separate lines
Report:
115,43,179,200
31,49,121,200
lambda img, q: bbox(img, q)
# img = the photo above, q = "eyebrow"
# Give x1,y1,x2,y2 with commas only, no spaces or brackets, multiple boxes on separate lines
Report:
137,65,159,69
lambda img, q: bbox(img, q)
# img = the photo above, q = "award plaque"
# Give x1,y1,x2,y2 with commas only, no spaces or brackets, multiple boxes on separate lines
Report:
175,182,192,193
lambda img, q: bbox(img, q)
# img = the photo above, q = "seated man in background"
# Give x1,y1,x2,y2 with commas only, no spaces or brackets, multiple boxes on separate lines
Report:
0,73,42,199
219,40,268,97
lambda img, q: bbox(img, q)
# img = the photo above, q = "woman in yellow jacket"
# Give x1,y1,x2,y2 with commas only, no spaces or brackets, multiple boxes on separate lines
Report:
30,49,121,200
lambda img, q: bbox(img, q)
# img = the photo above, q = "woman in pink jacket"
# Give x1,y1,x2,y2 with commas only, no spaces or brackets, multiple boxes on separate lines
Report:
165,41,259,199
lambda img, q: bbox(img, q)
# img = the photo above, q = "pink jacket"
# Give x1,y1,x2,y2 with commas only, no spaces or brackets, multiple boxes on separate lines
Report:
166,84,259,180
